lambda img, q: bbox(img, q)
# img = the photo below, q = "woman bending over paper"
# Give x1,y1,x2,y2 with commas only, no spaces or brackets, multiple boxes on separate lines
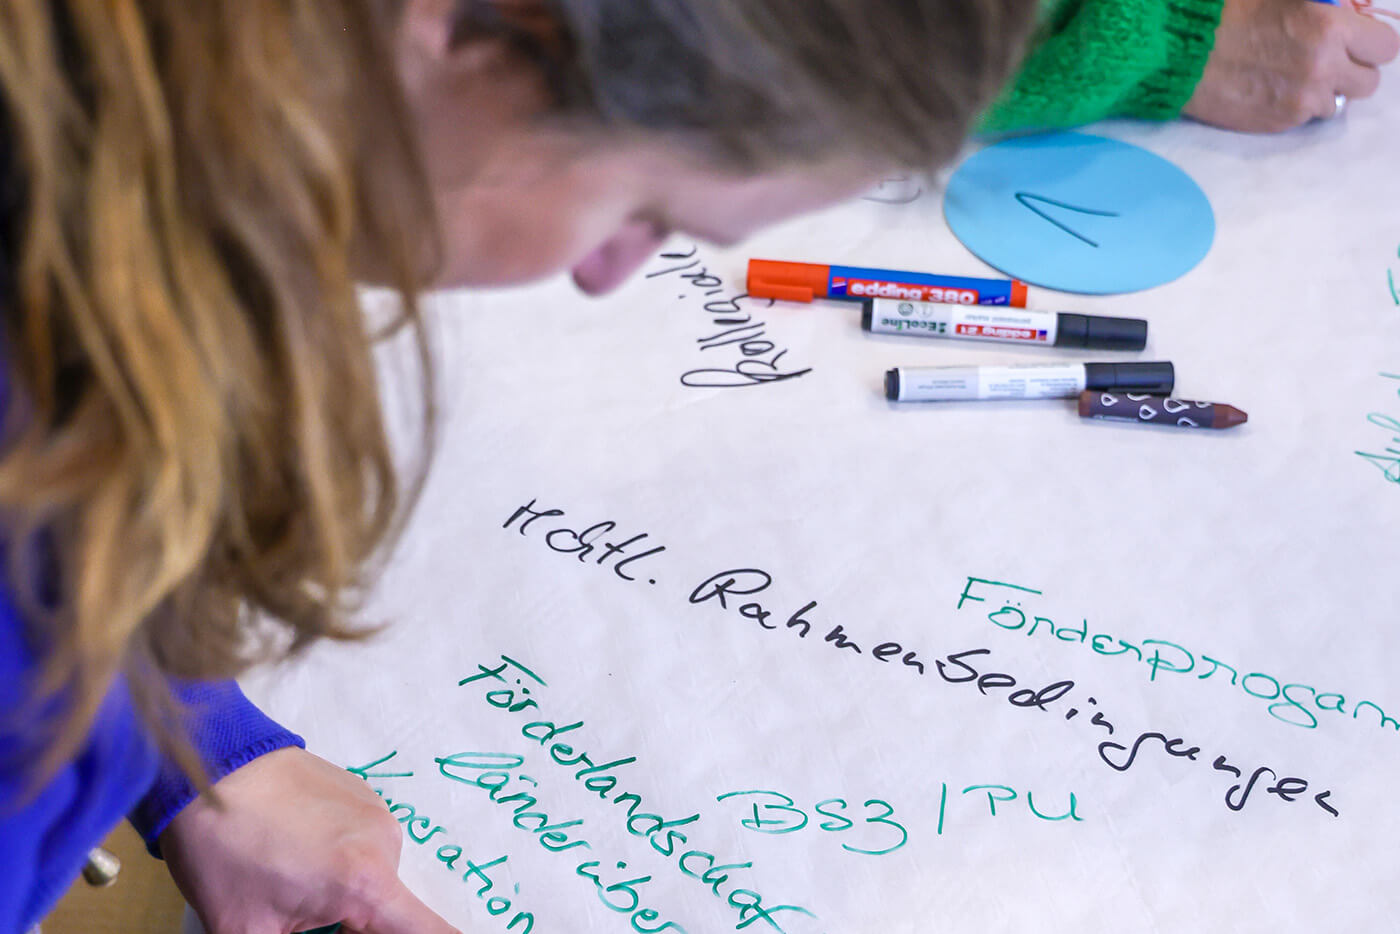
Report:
0,2,1020,932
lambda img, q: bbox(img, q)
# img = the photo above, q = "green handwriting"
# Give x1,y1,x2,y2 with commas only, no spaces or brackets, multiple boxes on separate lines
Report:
960,785,1083,822
1390,244,1399,305
1357,375,1400,484
343,752,535,932
460,655,817,934
958,576,1398,737
715,790,911,856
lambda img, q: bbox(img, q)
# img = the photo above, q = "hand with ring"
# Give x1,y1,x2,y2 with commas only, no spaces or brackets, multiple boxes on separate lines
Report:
1184,0,1399,132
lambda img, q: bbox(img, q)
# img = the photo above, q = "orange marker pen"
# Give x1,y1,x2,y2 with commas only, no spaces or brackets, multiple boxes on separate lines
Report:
748,258,1029,307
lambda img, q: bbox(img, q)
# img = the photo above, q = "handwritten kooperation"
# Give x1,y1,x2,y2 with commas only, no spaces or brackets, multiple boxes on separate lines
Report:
346,752,542,932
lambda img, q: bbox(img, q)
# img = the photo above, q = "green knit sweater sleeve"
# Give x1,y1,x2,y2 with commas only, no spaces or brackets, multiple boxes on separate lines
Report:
979,0,1224,134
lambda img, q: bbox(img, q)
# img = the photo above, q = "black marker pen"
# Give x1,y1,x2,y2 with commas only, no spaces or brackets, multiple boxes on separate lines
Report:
862,298,1147,351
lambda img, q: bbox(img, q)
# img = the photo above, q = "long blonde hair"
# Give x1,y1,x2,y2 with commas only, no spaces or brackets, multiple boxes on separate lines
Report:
0,0,437,779
0,0,1036,783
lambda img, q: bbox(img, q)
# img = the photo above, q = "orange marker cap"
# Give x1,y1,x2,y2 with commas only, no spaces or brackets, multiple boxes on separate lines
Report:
1010,279,1028,308
747,259,831,303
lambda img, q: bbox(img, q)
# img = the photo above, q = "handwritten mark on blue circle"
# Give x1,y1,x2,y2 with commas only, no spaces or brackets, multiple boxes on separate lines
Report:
944,132,1214,295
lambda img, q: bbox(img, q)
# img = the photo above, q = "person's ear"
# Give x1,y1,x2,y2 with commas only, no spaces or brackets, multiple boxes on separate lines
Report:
400,0,553,138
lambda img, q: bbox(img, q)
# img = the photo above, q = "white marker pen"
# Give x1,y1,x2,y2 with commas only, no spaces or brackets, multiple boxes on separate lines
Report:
862,298,1147,350
885,362,1175,403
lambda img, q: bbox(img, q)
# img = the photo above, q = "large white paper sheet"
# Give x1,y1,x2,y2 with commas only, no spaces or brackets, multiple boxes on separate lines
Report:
244,85,1400,934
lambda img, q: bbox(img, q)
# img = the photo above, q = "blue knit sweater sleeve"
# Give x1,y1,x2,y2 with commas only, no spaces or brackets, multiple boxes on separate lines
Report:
0,585,156,931
128,679,305,856
3,589,305,931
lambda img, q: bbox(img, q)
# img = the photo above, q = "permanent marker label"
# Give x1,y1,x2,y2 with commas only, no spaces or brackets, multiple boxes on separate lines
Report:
955,324,1047,341
748,259,1026,306
866,299,1059,345
840,278,982,304
895,363,1087,402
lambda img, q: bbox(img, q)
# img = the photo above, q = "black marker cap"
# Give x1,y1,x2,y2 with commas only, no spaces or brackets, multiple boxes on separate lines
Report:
884,368,900,400
861,300,874,331
1083,362,1175,394
1055,313,1148,351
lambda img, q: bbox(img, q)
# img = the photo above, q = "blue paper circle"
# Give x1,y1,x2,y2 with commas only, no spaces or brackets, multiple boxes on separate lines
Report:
943,132,1214,295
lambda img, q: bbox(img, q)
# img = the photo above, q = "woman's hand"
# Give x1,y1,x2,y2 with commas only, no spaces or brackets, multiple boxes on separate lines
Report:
1184,0,1399,131
161,747,460,934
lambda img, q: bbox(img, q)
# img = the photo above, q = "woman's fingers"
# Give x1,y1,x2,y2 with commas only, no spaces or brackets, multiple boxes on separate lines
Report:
344,878,462,934
1184,0,1397,131
1344,9,1400,66
1335,59,1383,99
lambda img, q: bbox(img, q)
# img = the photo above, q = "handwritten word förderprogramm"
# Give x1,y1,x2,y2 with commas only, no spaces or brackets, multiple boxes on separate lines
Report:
647,246,811,389
502,497,1344,821
957,577,1399,737
1356,372,1400,485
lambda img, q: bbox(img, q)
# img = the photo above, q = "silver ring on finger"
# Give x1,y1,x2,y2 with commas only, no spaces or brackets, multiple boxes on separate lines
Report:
1332,92,1348,118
